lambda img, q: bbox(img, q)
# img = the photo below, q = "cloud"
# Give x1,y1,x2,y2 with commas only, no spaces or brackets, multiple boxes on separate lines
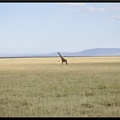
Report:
75,3,120,13
86,6,94,12
59,3,120,21
60,3,120,13
105,4,120,11
85,6,110,13
112,15,120,21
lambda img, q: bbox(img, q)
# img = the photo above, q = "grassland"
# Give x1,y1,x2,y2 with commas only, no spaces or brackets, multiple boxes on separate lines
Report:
0,56,120,117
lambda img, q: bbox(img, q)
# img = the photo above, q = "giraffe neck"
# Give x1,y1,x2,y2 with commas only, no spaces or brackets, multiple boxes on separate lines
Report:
58,53,64,59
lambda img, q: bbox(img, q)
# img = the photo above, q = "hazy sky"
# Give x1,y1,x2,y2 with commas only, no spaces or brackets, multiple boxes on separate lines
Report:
0,2,120,54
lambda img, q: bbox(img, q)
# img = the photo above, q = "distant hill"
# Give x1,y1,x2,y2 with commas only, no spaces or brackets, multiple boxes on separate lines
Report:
74,48,120,56
48,48,120,57
0,48,120,58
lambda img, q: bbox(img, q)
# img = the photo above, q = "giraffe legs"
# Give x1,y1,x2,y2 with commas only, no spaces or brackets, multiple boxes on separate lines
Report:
61,61,68,65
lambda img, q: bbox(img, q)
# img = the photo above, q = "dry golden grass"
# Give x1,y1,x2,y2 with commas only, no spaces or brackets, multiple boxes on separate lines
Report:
0,57,120,117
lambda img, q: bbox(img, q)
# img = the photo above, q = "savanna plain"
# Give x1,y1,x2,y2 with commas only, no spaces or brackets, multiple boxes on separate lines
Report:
0,56,120,117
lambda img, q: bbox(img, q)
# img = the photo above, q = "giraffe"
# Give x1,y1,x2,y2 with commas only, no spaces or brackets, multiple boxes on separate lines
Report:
58,52,68,65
